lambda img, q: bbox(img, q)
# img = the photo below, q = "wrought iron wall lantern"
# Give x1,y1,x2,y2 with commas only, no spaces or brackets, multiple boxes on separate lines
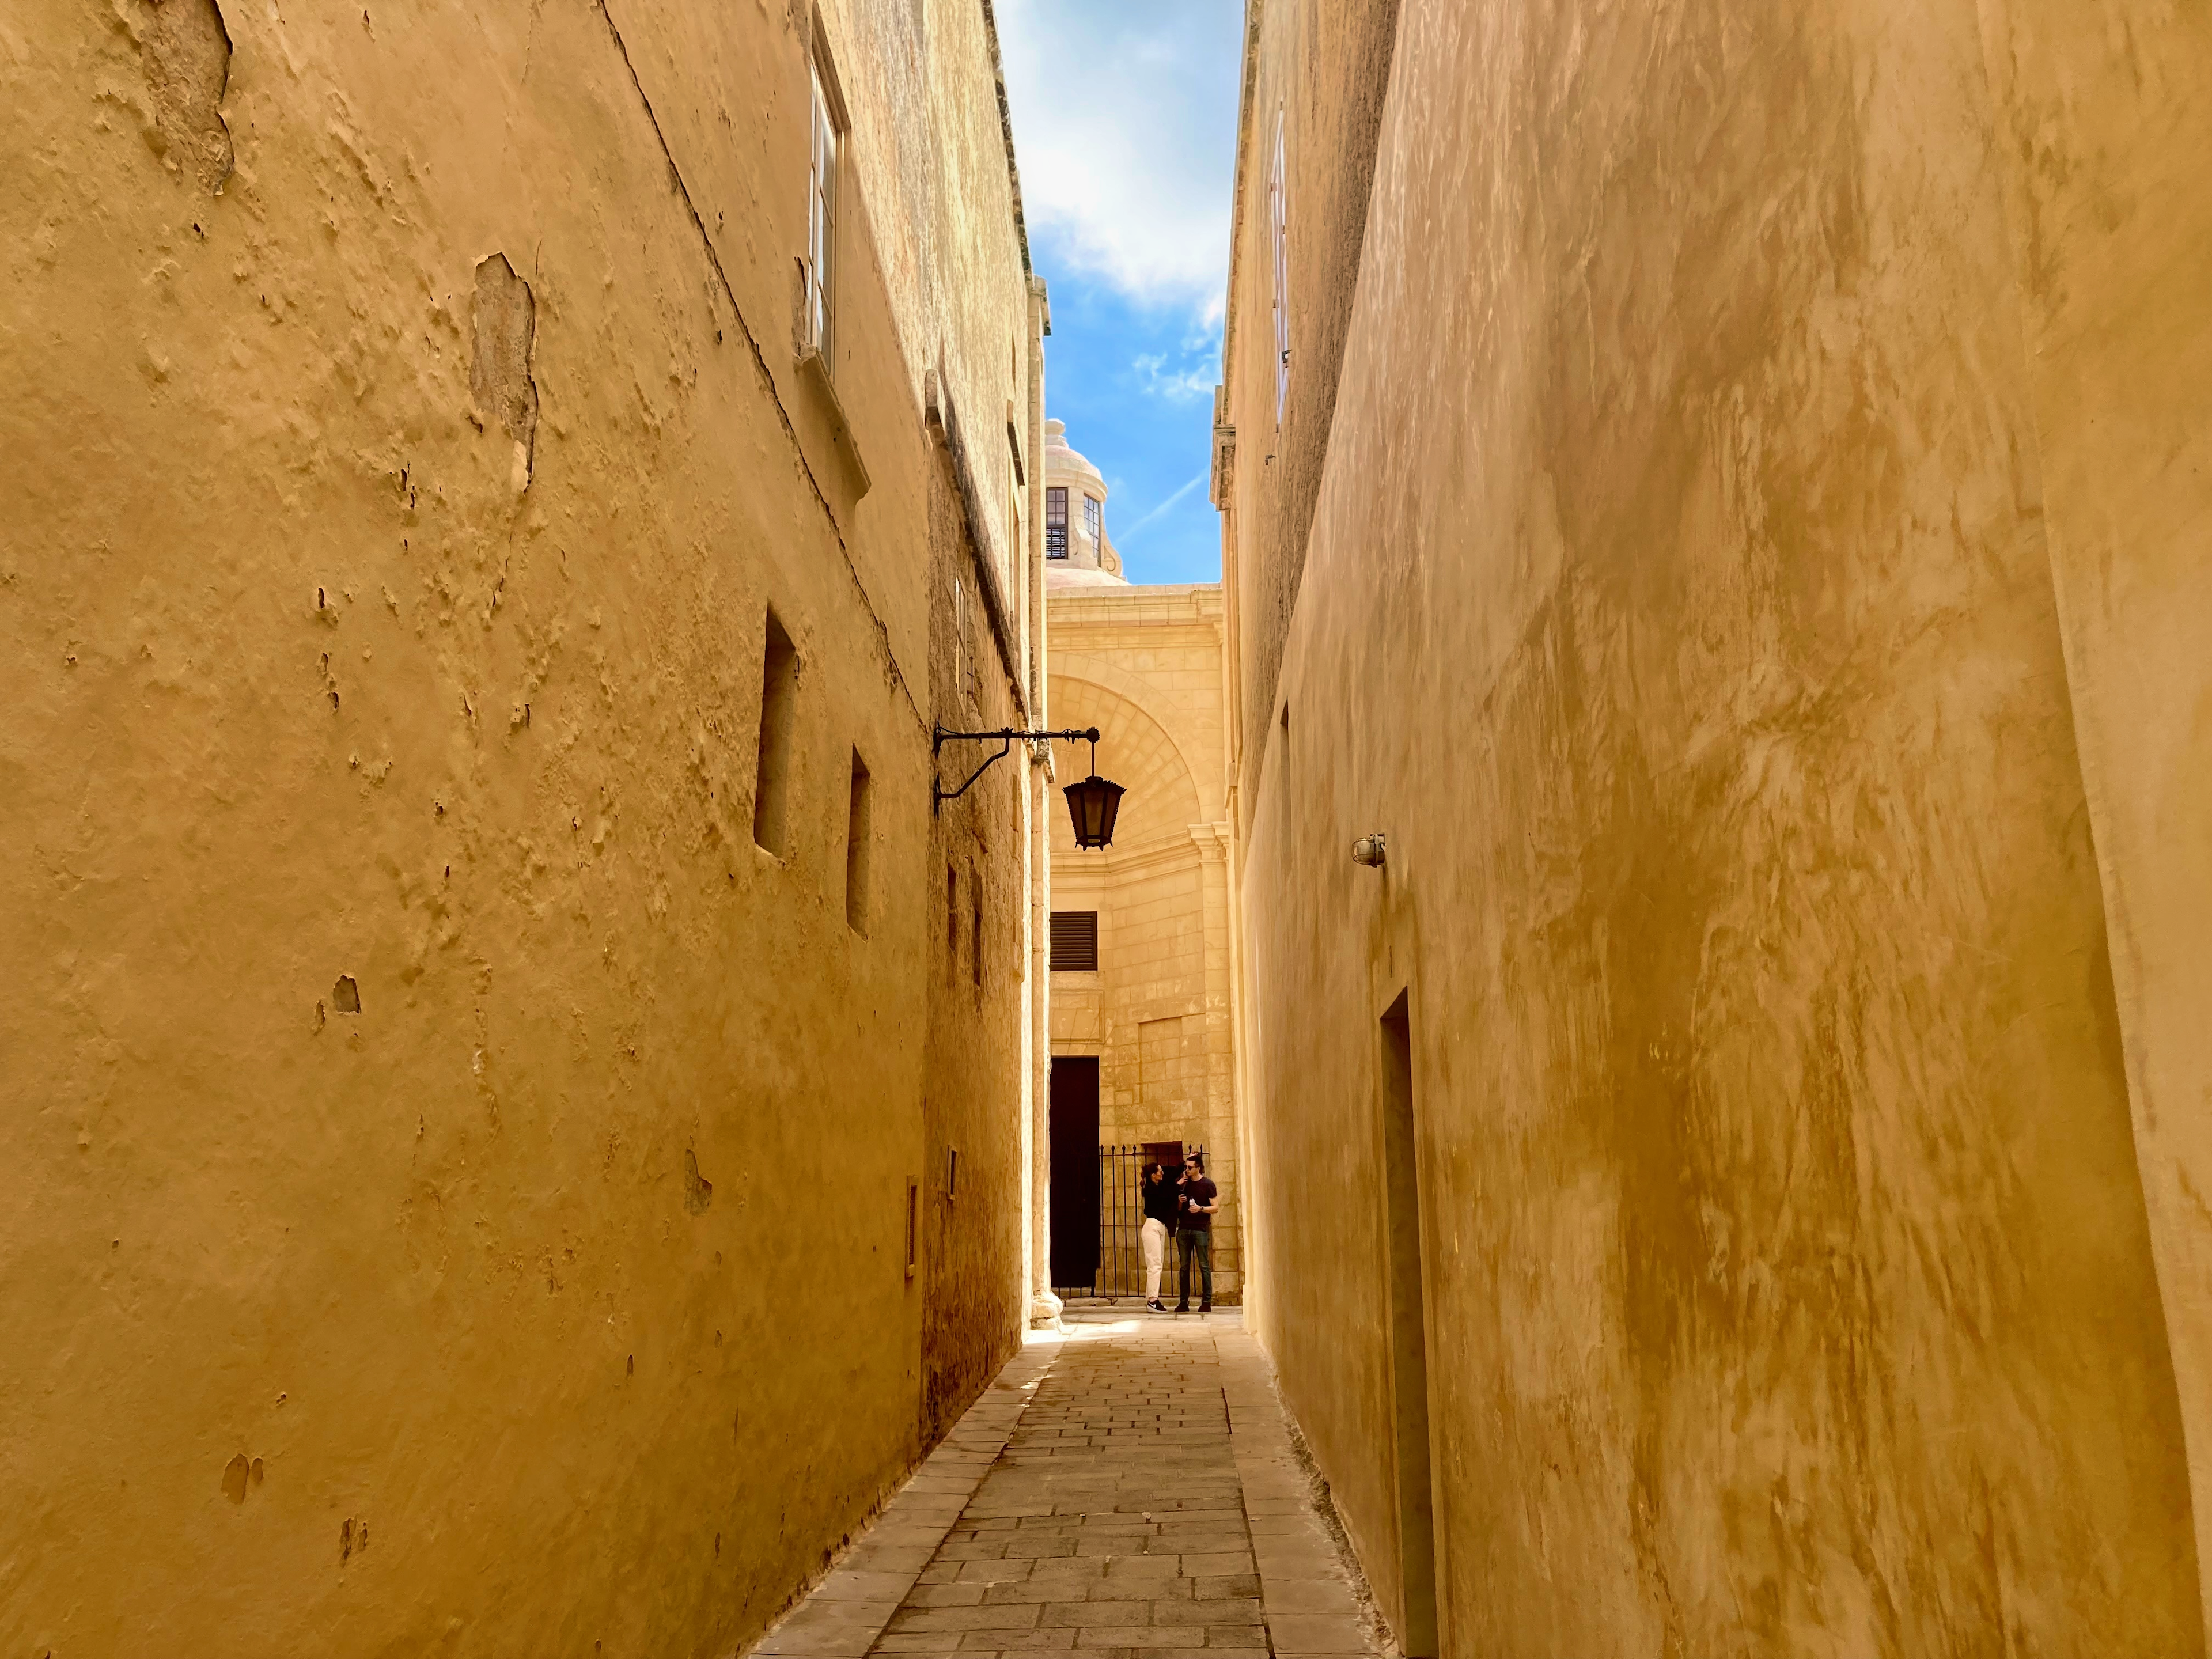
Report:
932,724,1126,850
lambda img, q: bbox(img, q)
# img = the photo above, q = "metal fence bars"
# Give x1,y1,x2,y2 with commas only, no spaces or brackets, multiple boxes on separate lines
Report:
1055,1142,1205,1302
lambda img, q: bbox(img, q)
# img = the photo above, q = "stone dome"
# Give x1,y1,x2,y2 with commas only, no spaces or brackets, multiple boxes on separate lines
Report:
1043,418,1123,584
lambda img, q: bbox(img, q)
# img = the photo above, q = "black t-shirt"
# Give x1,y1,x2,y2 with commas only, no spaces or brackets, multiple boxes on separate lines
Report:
1177,1177,1218,1231
1142,1178,1179,1228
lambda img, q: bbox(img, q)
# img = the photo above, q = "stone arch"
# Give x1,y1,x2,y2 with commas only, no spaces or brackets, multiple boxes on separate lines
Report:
1047,675,1202,855
1049,658,1219,821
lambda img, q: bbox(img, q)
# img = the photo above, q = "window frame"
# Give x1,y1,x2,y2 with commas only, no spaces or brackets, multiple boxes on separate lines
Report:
1046,486,1069,560
1082,494,1102,558
806,51,844,370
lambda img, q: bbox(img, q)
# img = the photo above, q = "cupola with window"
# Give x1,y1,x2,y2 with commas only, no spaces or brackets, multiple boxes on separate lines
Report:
1041,418,1124,587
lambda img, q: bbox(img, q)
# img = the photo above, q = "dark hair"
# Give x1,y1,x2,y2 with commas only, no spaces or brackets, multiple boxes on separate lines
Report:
1146,1163,1165,1180
1187,1153,1205,1172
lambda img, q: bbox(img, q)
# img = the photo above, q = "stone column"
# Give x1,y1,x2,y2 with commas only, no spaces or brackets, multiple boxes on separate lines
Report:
1024,279,1061,1332
1190,823,1238,1299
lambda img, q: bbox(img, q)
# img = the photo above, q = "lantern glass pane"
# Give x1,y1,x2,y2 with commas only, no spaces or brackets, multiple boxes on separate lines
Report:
1062,775,1124,849
1096,781,1123,844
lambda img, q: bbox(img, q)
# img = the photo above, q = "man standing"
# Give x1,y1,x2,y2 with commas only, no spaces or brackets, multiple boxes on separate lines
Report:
1173,1154,1218,1314
1139,1163,1177,1313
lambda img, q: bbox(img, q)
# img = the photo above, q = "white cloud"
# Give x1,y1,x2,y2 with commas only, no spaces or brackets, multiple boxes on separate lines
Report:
1132,350,1217,404
997,1,1243,316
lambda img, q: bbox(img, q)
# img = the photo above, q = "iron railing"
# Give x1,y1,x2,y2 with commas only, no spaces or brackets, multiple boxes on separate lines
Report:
1054,1142,1205,1302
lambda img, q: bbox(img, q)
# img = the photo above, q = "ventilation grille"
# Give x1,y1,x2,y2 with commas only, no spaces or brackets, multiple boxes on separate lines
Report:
1050,910,1099,972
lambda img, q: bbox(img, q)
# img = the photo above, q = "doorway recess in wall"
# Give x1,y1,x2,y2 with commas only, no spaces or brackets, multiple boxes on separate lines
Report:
1378,991,1440,1656
1048,1056,1101,1294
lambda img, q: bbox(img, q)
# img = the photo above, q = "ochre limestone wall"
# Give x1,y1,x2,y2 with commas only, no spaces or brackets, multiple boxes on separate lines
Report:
1223,0,2211,1653
0,0,1040,1653
1977,0,2212,1601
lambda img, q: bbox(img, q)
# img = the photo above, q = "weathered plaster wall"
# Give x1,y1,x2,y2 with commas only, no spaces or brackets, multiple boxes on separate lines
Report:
1225,0,2208,1653
1048,583,1239,1297
0,0,1039,1653
1974,0,2212,1618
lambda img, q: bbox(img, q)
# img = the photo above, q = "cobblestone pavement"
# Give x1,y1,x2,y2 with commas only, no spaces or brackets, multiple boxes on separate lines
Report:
751,1313,1383,1659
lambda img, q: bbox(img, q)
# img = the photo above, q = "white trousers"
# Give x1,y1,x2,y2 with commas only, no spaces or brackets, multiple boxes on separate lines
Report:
1141,1218,1168,1301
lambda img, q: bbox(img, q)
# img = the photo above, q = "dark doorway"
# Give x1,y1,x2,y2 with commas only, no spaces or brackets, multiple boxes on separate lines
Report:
1378,993,1440,1656
1049,1056,1101,1293
1141,1139,1187,1177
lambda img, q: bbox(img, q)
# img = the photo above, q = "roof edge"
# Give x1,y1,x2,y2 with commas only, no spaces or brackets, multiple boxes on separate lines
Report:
1218,1,1266,398
978,1,1035,279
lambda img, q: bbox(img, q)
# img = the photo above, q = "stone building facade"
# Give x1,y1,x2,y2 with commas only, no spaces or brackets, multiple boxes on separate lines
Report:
1043,422,1241,1303
1217,1,2212,1657
1,3,1047,1656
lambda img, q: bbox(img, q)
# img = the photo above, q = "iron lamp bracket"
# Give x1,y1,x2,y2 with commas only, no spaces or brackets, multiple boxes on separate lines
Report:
933,724,1101,813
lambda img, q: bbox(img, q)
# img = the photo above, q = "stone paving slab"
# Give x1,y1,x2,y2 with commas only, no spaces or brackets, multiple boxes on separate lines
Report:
748,1314,1389,1659
751,1343,1061,1658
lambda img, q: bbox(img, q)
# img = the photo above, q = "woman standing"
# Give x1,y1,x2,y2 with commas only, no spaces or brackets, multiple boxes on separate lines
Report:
1139,1163,1177,1312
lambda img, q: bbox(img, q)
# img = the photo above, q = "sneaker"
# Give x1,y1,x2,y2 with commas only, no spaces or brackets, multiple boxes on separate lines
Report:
1171,1304,1190,1314
1198,1304,1213,1314
1146,1299,1166,1313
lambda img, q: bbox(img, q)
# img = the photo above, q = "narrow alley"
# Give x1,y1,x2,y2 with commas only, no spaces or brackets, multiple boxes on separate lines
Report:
758,1317,1380,1659
9,0,2212,1655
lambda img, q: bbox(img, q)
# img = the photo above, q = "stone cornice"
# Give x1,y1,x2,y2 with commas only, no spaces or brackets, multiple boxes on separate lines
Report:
1052,821,1232,883
1189,823,1232,860
1219,1,1265,422
976,2,1033,279
1048,584,1224,631
1051,824,1202,882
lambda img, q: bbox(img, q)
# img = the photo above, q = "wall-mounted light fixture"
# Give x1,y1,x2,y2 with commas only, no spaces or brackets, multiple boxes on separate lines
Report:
1061,734,1126,852
933,724,1126,850
1351,832,1387,868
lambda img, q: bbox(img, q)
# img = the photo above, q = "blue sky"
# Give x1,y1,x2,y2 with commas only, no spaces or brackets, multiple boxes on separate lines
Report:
998,3,1244,586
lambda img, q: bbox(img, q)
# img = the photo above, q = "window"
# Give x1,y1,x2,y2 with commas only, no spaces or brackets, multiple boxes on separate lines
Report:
806,56,840,366
955,575,977,701
1050,910,1099,972
1269,111,1289,424
844,748,872,933
1046,486,1069,559
1082,495,1101,557
753,609,798,855
904,1177,919,1280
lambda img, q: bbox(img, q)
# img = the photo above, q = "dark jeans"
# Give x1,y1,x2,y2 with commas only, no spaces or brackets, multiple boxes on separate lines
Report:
1177,1228,1213,1308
